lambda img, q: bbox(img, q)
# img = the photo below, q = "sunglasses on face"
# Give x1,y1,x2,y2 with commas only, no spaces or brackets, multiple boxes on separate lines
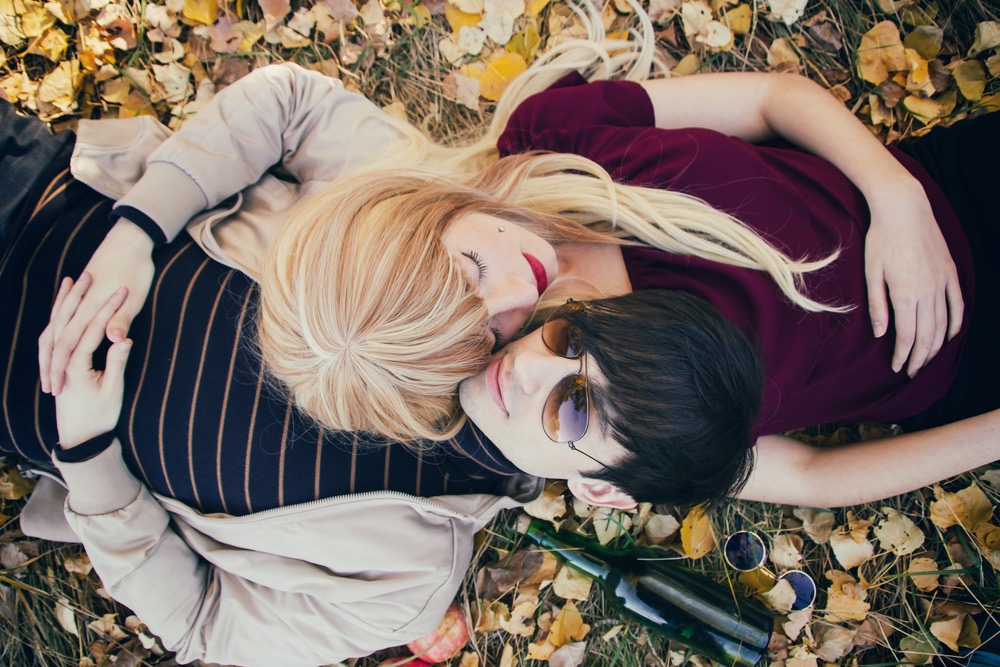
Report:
540,300,609,470
724,530,817,611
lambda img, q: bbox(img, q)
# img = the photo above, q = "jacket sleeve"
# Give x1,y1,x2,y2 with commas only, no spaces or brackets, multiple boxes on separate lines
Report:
114,62,403,244
52,441,447,667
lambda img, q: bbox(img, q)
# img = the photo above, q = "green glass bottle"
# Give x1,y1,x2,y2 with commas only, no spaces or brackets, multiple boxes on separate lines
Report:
524,520,773,667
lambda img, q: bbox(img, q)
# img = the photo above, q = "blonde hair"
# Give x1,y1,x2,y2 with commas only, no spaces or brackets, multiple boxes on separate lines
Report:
258,172,567,442
259,0,842,442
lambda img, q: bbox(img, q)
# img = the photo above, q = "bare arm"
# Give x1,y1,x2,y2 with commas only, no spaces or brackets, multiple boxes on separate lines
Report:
639,73,964,378
741,413,1000,507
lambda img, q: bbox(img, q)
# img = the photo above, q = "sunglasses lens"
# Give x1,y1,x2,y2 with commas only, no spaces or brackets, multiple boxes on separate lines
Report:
542,374,589,443
543,315,584,359
780,570,817,611
724,531,767,572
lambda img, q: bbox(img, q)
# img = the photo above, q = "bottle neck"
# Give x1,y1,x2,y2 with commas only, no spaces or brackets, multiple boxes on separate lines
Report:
524,520,619,580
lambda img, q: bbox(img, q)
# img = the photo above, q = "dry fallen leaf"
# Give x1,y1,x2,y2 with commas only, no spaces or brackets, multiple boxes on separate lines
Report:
968,21,1000,57
824,570,869,622
766,0,807,25
499,641,517,667
786,644,819,667
783,608,812,641
857,20,906,84
813,623,858,662
930,613,981,652
552,565,593,601
499,597,537,637
548,601,590,647
770,534,804,570
899,634,937,665
907,556,940,592
830,517,875,570
54,598,79,637
681,505,716,559
643,513,680,545
952,59,986,101
549,641,587,667
793,508,835,544
475,600,510,632
873,507,925,556
929,483,995,532
0,467,36,500
760,577,796,612
522,486,568,525
592,507,632,546
478,51,526,101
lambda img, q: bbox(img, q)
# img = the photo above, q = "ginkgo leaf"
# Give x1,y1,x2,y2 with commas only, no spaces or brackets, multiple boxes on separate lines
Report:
37,58,81,111
680,505,715,559
857,20,906,84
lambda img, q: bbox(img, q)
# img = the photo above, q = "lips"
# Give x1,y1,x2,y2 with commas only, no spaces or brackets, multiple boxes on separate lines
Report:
485,355,508,416
523,253,548,296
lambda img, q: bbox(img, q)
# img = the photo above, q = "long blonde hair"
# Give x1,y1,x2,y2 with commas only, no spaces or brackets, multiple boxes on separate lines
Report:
259,0,841,442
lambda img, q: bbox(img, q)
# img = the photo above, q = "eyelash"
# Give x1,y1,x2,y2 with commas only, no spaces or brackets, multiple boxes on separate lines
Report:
463,252,504,351
463,251,487,280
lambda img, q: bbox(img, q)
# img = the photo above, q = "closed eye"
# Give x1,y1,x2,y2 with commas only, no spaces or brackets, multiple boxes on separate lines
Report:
462,251,487,281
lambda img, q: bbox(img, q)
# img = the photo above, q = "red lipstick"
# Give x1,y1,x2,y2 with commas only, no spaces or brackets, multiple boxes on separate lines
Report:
523,253,548,295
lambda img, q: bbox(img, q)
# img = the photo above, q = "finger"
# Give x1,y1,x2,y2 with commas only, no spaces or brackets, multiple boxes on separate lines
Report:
867,270,889,339
906,300,936,378
890,299,916,374
101,339,133,394
39,278,73,393
106,308,134,344
925,288,948,367
50,272,92,341
67,287,129,374
946,278,965,341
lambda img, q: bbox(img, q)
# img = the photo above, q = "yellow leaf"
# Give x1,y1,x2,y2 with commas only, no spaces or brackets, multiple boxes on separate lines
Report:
903,25,942,60
875,0,909,11
527,638,556,661
479,52,526,101
786,644,819,667
968,21,1000,57
759,577,796,611
672,52,702,76
907,556,940,592
459,651,480,667
977,522,1000,550
506,20,540,62
25,25,65,60
769,534,804,570
904,48,934,97
593,507,632,546
499,598,537,637
793,507,835,544
823,570,869,622
18,0,54,37
643,513,680,545
234,20,263,53
952,60,986,102
830,517,874,570
499,642,517,667
552,565,593,601
902,91,957,125
931,614,966,652
722,3,750,34
929,482,994,531
183,0,217,24
522,485,567,525
524,0,547,16
767,37,799,69
474,600,510,632
680,505,716,559
445,2,481,32
857,20,907,84
548,601,590,648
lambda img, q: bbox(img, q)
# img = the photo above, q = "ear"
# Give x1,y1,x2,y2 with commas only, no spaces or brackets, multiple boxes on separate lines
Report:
567,477,637,510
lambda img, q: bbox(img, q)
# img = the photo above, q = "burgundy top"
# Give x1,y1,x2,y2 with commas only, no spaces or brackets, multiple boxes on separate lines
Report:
498,74,974,435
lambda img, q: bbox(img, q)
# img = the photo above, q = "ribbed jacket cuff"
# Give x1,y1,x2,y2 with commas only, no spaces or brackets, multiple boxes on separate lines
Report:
52,440,143,516
114,161,209,243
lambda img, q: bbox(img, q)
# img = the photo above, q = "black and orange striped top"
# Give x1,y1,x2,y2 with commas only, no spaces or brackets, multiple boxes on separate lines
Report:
1,160,518,516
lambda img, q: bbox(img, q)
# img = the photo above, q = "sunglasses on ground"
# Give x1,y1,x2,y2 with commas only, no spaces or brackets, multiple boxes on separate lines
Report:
540,300,609,469
724,530,817,611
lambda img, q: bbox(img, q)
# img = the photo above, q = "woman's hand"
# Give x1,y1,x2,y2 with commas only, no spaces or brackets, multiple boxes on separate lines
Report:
53,278,133,448
864,181,964,378
39,219,153,396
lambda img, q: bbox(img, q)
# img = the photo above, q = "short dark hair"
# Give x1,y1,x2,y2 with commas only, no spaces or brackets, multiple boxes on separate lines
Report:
564,289,763,508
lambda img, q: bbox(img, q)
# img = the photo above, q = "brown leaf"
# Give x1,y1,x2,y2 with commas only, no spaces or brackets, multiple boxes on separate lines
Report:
813,623,858,662
793,508,835,544
852,615,895,649
258,0,290,31
873,508,925,555
680,505,716,559
931,614,966,652
904,25,943,60
824,570,869,622
0,468,36,500
477,548,559,599
522,485,567,525
808,20,842,52
907,556,940,592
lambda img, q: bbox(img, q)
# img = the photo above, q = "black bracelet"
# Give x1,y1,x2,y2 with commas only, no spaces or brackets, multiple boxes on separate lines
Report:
55,432,116,463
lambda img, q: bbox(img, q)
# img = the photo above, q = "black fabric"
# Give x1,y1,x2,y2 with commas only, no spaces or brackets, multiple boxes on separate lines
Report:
896,111,1000,431
55,432,116,463
0,99,74,253
110,205,167,245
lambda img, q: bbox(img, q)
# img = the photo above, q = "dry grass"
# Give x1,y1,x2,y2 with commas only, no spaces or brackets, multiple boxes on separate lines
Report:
2,0,999,665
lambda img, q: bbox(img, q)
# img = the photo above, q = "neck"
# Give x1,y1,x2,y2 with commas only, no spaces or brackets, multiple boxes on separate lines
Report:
550,242,632,300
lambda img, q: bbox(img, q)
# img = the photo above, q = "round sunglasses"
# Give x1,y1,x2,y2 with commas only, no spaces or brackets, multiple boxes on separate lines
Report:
724,531,817,611
540,300,609,469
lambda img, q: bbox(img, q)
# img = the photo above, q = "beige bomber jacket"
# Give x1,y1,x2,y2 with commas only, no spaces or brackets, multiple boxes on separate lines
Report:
23,63,542,667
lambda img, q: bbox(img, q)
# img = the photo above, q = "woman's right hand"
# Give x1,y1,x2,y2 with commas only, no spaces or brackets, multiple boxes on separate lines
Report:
39,219,154,396
52,279,133,448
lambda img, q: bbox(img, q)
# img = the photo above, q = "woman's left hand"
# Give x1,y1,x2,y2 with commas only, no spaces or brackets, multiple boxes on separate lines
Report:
52,277,133,448
864,183,963,378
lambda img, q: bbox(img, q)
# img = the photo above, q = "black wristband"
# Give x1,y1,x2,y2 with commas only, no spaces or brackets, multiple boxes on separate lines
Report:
55,432,116,463
109,206,167,245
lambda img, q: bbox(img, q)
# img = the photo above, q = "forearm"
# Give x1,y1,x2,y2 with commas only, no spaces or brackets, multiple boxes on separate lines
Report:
744,412,1000,507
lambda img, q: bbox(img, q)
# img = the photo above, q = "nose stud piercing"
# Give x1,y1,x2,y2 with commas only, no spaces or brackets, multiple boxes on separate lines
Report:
498,226,505,233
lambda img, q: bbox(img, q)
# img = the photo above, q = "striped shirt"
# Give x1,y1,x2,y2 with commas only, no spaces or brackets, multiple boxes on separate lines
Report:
2,163,518,516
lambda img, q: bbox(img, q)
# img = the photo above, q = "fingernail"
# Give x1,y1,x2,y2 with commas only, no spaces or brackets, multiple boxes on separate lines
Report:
872,322,884,337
